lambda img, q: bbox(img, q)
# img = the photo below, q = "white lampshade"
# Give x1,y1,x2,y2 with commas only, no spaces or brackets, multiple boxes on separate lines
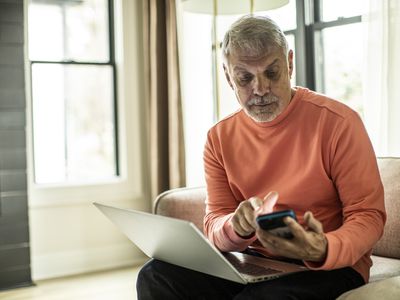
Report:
181,0,289,15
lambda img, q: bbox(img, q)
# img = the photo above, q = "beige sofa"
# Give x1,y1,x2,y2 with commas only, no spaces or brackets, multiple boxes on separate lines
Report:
154,158,400,298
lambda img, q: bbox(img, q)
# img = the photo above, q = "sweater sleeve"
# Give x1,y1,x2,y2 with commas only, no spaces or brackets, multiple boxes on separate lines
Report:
304,111,386,270
203,130,257,252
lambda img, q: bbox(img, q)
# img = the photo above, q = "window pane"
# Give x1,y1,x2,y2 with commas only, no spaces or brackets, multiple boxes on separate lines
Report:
28,0,109,62
32,64,116,184
180,12,215,187
321,0,367,22
315,23,363,115
286,34,296,86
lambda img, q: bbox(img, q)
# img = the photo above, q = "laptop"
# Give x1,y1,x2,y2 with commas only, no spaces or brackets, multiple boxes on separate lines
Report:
94,202,308,284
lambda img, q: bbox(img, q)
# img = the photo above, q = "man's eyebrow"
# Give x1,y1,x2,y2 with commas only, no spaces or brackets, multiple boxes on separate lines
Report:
233,66,249,73
266,59,280,68
233,58,281,73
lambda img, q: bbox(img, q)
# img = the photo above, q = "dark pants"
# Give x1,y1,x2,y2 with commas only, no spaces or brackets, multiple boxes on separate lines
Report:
136,259,365,300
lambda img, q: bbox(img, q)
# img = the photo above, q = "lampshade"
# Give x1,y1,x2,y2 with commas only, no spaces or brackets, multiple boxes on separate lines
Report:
181,0,289,15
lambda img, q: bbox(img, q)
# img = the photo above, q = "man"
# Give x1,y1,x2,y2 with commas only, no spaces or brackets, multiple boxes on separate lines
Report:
137,15,386,299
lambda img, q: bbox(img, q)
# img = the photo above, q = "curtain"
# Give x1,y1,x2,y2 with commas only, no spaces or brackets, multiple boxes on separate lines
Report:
142,0,186,201
362,0,400,157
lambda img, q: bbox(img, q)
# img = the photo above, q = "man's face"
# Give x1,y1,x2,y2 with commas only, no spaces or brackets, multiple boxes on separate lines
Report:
224,49,294,122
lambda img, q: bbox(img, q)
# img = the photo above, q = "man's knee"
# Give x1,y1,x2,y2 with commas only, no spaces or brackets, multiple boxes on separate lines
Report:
137,259,197,300
136,260,153,286
137,260,170,285
136,260,170,299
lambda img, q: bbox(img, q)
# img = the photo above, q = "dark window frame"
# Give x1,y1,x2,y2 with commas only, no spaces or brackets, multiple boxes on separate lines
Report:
293,0,362,91
29,0,120,182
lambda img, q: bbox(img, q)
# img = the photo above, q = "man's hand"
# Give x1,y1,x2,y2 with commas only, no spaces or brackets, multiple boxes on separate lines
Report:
256,211,328,262
231,192,278,238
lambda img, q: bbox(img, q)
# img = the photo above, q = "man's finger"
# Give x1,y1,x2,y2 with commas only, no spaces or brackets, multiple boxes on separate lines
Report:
238,216,254,234
250,197,263,211
256,229,298,257
232,213,253,236
258,191,279,214
283,216,307,239
305,211,323,234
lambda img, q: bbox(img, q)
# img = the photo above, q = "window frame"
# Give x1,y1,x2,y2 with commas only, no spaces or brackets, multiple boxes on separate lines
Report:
295,0,363,91
28,0,120,185
25,0,148,208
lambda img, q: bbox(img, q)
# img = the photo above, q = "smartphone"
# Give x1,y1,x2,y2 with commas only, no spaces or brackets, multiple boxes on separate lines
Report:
256,209,297,239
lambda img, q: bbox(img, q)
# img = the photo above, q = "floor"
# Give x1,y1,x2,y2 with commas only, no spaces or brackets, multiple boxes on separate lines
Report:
0,265,143,300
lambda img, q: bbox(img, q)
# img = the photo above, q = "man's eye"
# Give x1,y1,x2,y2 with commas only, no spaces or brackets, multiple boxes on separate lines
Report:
266,71,278,79
239,75,252,83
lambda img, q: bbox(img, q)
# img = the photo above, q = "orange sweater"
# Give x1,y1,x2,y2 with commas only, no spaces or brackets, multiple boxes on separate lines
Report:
203,87,386,283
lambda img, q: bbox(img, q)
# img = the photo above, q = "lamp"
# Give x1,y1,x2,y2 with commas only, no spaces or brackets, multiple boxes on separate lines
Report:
181,0,289,15
181,0,289,120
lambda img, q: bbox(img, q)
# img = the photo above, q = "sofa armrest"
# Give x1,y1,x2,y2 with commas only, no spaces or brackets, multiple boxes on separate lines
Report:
154,187,207,232
336,275,400,300
373,158,400,259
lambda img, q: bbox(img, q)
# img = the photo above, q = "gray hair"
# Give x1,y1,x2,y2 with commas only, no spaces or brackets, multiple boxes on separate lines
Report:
222,15,288,60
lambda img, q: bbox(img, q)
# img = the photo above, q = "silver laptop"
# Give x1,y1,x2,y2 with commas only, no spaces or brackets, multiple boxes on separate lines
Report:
94,202,308,284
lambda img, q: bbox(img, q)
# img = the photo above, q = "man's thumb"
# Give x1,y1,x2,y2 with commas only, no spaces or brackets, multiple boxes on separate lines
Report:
305,211,323,233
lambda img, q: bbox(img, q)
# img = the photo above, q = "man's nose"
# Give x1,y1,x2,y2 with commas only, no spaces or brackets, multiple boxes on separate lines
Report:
253,75,270,96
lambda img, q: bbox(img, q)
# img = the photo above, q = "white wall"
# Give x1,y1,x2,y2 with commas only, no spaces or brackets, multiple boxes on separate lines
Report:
25,0,150,280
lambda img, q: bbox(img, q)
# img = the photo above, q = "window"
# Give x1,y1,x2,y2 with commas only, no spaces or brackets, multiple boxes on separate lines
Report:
304,0,366,115
28,0,118,184
315,23,363,113
320,0,366,22
179,10,214,187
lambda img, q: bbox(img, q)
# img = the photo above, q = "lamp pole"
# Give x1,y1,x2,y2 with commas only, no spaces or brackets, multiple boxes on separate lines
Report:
211,0,220,122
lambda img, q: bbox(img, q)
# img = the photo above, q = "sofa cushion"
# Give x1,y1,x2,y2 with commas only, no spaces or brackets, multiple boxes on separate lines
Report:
336,275,400,300
154,187,206,232
373,158,400,258
370,255,400,282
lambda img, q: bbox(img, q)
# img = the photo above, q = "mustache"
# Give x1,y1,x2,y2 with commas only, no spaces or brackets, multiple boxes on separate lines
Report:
247,94,279,106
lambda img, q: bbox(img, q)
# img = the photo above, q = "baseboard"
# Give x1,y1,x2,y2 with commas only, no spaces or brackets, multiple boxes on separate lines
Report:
31,243,147,281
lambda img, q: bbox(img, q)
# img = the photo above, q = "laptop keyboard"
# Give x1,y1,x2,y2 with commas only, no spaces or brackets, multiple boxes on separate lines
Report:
229,259,281,277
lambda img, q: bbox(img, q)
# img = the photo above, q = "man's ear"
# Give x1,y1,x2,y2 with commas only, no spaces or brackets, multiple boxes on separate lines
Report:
288,49,294,78
223,63,234,90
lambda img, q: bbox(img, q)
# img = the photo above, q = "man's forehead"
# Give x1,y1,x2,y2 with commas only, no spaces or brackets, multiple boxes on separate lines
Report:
231,55,281,72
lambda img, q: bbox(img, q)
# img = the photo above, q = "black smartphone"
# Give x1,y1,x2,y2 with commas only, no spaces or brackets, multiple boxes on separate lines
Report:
256,209,297,239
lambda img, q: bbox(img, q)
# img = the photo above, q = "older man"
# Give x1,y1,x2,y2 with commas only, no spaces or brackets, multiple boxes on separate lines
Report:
137,15,386,299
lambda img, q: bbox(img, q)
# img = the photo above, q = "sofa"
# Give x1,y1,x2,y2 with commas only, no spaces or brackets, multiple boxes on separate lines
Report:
154,157,400,298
